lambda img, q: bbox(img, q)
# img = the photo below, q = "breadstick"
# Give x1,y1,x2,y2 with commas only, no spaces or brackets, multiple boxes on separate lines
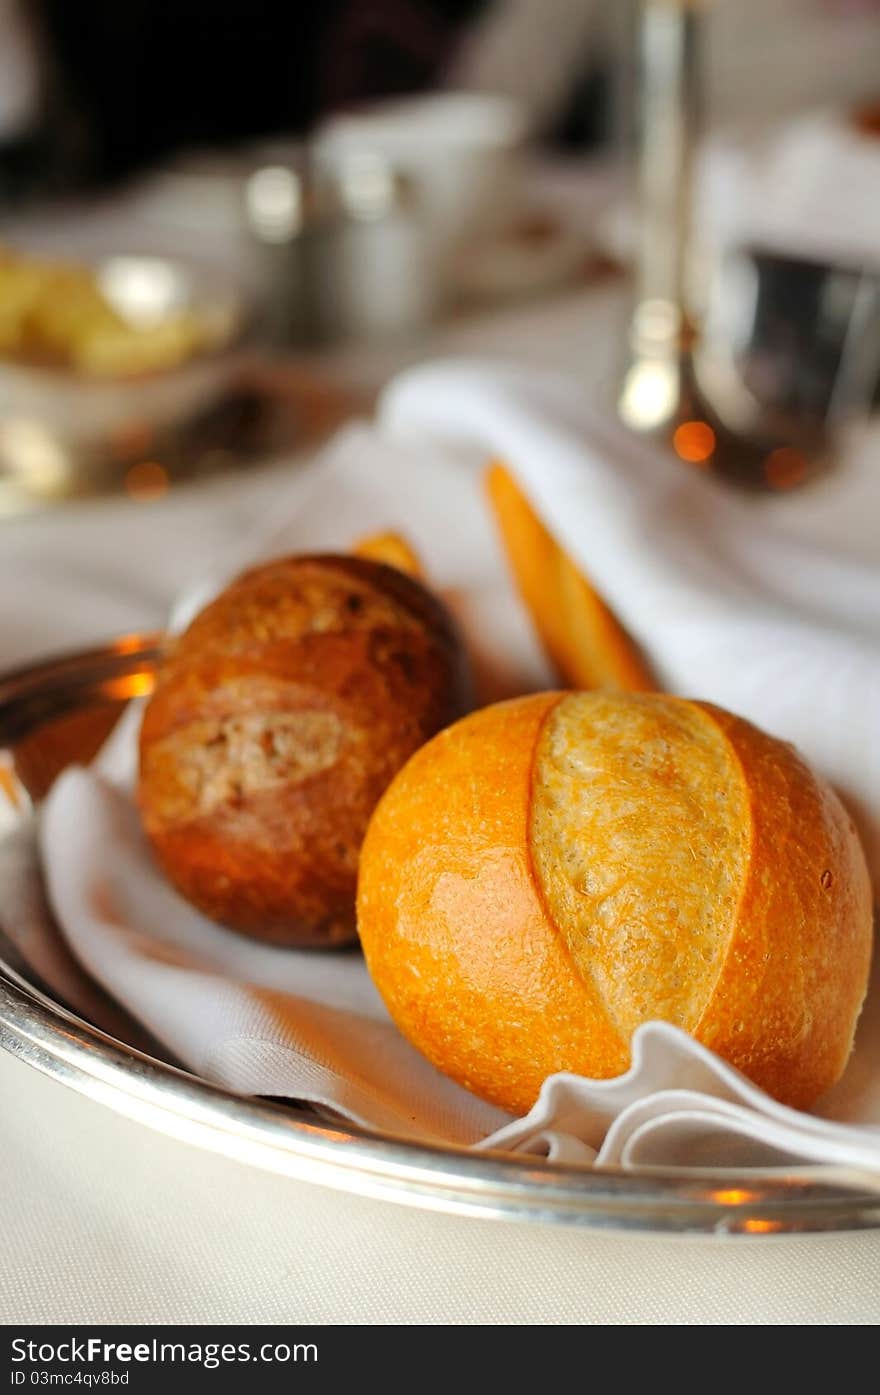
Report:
485,461,654,691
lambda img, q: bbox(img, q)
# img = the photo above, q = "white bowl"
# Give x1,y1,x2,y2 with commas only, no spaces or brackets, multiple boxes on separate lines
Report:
0,252,249,486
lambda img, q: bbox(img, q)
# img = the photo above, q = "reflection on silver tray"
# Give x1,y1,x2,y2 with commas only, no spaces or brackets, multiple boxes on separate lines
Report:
0,353,362,516
1,635,879,1235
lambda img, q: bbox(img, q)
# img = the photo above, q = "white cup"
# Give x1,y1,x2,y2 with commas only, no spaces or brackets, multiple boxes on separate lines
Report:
312,91,528,290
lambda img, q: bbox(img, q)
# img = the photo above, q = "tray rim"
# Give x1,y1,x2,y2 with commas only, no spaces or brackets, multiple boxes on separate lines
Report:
2,632,879,1237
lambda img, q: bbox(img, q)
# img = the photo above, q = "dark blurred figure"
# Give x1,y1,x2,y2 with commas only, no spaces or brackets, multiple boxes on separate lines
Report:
5,0,880,201
4,0,611,196
35,0,484,183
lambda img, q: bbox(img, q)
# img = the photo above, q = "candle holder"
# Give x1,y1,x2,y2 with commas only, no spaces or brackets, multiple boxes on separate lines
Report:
617,0,848,491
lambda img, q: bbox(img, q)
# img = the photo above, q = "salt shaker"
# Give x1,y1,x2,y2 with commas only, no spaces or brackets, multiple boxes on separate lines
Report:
307,151,438,345
243,154,309,347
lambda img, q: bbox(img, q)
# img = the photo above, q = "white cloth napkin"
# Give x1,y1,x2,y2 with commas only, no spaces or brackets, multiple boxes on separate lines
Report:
699,111,880,274
36,359,880,1176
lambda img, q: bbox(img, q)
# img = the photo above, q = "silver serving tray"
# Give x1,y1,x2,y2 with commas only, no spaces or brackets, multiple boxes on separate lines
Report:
1,634,879,1236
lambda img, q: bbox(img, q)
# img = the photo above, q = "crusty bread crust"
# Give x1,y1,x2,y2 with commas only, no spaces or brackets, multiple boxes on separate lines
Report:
532,693,750,1043
139,555,471,946
693,702,874,1109
358,693,628,1113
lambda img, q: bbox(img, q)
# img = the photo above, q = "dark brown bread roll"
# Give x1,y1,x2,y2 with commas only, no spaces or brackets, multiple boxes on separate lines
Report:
138,554,472,946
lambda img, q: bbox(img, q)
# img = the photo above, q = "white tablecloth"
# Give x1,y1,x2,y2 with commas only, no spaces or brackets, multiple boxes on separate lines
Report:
4,268,880,1325
4,1046,880,1325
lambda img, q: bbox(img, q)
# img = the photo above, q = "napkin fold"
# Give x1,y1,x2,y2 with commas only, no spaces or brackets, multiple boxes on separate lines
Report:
699,110,880,276
36,359,880,1176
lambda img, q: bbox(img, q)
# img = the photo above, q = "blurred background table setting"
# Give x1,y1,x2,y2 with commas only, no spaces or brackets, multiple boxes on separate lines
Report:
2,0,880,1327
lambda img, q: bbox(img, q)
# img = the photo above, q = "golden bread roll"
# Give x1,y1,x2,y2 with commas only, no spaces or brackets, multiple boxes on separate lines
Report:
139,554,471,947
357,691,873,1112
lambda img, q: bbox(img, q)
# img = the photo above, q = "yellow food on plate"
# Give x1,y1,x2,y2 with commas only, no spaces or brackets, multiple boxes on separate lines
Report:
0,247,227,377
358,690,873,1113
485,461,654,692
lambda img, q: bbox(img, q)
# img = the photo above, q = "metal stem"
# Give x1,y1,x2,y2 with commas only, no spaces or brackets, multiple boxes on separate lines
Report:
634,0,702,355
